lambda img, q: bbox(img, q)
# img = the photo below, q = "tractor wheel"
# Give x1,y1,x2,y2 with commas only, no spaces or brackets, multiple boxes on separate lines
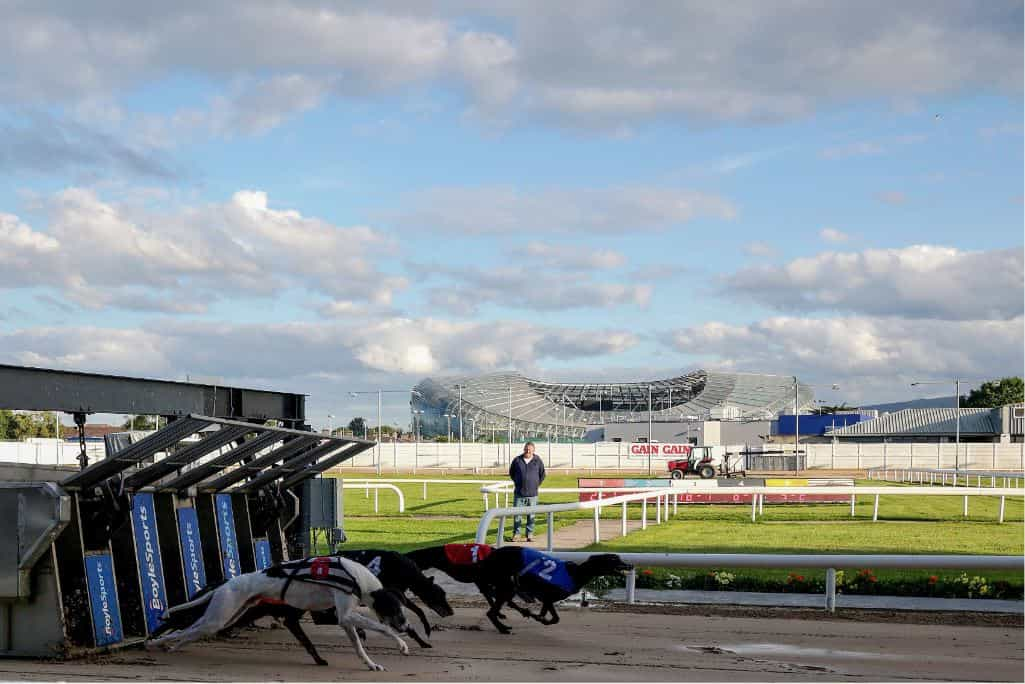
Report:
698,465,715,479
670,469,684,480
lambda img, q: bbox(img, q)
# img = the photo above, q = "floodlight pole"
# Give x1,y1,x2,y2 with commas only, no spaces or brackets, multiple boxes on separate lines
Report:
794,381,800,476
457,384,463,468
377,390,383,475
647,385,653,476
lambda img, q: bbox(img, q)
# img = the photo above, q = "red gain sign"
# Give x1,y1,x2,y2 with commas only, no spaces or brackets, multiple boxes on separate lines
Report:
629,443,692,457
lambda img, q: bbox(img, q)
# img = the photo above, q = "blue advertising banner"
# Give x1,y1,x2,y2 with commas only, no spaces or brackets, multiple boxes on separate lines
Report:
215,494,241,579
84,552,123,647
253,538,273,570
176,507,207,599
131,493,168,633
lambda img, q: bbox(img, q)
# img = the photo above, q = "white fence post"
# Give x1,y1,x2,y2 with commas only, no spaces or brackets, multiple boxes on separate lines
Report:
825,568,837,613
621,501,628,537
593,507,600,543
872,494,879,521
546,511,554,551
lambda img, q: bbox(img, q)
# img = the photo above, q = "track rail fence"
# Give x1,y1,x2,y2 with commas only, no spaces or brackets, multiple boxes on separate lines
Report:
549,551,1024,612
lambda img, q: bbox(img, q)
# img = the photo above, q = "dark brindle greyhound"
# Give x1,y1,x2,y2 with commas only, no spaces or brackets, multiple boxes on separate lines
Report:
478,547,632,633
152,549,452,664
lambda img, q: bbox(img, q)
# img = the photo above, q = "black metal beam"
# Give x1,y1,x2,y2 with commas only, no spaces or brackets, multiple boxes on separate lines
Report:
0,363,306,423
199,436,320,492
279,443,374,489
62,416,211,490
122,424,253,490
239,441,351,492
158,431,284,492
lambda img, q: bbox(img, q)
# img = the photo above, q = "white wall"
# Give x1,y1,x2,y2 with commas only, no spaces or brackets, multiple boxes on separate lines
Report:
329,440,1025,471
3,438,1022,472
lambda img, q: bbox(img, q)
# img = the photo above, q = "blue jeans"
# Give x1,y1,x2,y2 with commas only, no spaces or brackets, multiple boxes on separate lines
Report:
512,496,537,537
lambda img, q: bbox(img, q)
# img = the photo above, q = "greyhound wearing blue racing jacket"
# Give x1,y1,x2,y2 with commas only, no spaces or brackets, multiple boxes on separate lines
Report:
476,547,632,633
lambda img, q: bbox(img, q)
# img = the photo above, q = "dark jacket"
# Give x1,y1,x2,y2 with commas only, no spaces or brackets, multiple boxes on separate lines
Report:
509,453,546,498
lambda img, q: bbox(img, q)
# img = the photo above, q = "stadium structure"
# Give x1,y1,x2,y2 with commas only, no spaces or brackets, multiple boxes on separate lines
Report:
411,370,812,441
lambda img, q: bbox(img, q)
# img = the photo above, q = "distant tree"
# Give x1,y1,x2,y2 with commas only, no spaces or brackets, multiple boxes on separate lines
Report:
0,410,59,439
122,416,157,430
348,417,367,436
962,377,1024,408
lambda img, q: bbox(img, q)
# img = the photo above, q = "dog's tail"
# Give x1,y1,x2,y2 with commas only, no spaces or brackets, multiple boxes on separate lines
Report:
149,582,223,638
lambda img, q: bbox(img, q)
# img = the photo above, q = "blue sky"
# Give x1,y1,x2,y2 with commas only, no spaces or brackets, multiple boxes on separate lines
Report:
0,2,1022,428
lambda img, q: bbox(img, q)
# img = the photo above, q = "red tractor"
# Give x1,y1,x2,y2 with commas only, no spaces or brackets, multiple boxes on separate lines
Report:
666,445,720,480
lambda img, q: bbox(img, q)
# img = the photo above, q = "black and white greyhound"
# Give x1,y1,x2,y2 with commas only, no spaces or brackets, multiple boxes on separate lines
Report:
149,556,410,671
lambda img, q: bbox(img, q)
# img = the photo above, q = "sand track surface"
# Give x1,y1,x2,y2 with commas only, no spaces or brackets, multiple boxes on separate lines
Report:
3,604,1021,682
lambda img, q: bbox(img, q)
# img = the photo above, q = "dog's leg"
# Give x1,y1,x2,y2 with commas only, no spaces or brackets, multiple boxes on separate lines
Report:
538,603,560,625
283,614,328,666
476,582,507,619
343,624,384,672
150,586,254,651
485,586,515,634
399,594,433,638
346,612,409,655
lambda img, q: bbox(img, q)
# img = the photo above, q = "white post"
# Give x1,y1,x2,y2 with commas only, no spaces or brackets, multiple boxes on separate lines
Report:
597,490,603,516
872,494,879,522
825,568,837,613
642,498,648,529
626,568,636,604
496,517,506,547
374,489,379,513
655,494,661,523
621,501,628,537
546,511,554,551
999,496,1006,523
673,493,678,516
963,495,968,518
593,507,600,544
482,493,489,511
423,482,428,500
850,493,856,517
759,493,764,515
751,494,758,522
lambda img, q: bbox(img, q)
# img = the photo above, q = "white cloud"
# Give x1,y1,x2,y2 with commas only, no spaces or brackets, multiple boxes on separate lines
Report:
722,245,1023,320
2,3,1017,131
0,187,405,312
417,262,652,314
0,317,639,383
513,242,626,270
396,185,736,235
819,227,850,243
667,315,1023,400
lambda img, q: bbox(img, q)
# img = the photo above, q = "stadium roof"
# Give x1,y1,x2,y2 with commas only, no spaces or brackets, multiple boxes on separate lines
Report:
412,370,811,439
827,408,999,437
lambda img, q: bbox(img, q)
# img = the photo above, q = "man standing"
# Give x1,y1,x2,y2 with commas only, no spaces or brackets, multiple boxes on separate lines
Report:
509,441,546,542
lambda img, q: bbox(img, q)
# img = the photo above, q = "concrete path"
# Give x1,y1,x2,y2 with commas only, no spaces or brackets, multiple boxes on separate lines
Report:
510,517,645,550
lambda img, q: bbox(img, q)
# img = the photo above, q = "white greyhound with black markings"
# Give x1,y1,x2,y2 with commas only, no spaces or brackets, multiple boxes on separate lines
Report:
148,556,410,671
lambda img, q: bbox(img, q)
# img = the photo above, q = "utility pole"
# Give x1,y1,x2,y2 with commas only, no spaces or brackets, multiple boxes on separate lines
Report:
794,380,800,476
647,385,653,476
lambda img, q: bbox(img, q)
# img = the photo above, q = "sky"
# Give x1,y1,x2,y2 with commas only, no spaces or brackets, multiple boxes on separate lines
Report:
0,1,1022,429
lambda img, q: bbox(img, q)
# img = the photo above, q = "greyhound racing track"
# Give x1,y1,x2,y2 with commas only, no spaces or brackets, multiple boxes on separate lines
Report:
3,604,1022,682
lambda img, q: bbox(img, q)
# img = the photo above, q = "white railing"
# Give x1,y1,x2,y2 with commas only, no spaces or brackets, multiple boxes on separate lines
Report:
867,467,1025,488
548,551,1024,612
475,484,1025,546
475,488,678,551
340,482,405,513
